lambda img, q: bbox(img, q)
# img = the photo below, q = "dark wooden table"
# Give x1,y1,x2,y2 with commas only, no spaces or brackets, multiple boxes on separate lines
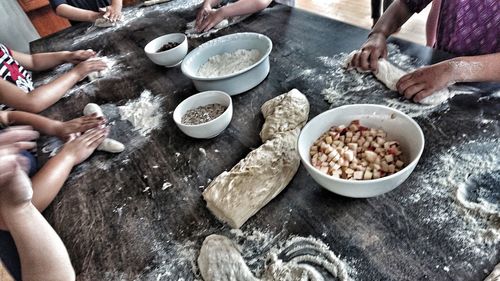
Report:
30,2,500,280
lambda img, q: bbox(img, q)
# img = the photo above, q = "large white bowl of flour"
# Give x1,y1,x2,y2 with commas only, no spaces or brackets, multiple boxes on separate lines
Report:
181,32,272,95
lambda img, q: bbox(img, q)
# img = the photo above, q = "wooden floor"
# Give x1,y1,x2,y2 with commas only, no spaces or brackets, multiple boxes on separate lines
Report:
0,1,431,280
295,0,430,45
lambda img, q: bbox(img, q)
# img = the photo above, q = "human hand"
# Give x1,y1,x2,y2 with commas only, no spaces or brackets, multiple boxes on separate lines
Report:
0,127,39,209
103,5,122,22
196,8,226,33
55,114,106,141
348,32,388,72
72,59,108,79
59,127,108,165
66,49,96,64
196,2,213,29
396,61,455,102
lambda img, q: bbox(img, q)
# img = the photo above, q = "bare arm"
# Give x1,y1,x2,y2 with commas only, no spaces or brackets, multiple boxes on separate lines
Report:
350,0,414,71
55,3,103,22
11,50,70,72
396,53,500,102
0,59,107,113
219,0,272,18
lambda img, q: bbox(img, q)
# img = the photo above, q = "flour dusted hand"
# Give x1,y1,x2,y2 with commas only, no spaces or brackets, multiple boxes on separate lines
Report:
202,89,310,228
83,103,124,153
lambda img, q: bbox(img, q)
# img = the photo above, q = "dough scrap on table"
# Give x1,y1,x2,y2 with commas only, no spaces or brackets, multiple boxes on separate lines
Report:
198,234,351,281
94,17,116,28
185,19,230,38
87,56,115,81
484,263,500,281
344,51,453,105
202,89,310,228
83,103,125,153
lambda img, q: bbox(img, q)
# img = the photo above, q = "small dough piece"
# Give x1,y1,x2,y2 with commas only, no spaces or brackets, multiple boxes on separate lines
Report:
95,17,116,28
97,138,125,153
214,19,229,29
198,235,258,281
485,263,500,281
203,89,309,228
260,88,310,142
83,103,124,153
344,51,453,105
83,103,104,117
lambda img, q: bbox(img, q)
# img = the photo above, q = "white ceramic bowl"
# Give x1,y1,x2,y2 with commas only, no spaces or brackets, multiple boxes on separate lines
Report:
181,32,272,96
144,33,188,67
173,91,233,139
298,104,425,198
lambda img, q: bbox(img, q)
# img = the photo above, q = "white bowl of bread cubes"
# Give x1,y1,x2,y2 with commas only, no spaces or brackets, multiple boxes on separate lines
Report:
298,104,424,198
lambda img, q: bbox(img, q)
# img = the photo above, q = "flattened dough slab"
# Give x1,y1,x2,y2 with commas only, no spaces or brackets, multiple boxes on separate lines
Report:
202,89,310,228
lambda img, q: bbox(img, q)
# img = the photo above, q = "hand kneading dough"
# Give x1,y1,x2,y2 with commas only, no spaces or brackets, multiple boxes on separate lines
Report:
87,57,113,81
484,263,500,281
344,51,452,105
95,17,116,28
202,89,310,228
83,103,124,153
198,235,258,281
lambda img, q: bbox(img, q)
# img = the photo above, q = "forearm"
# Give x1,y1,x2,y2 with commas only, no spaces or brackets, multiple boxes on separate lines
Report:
371,0,413,37
111,0,123,8
4,111,62,136
30,152,75,211
1,204,75,281
447,53,500,83
30,52,71,71
56,4,101,22
219,0,271,18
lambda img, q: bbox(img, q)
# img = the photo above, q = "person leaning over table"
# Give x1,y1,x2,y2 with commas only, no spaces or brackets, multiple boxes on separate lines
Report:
196,0,273,32
349,0,500,103
0,43,107,113
0,127,76,281
50,0,123,24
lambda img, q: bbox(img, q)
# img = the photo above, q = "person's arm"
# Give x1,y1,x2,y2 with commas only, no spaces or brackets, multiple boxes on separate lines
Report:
196,0,272,32
349,0,420,71
1,111,104,139
396,53,500,102
0,59,107,113
30,127,108,211
55,3,103,22
11,49,97,72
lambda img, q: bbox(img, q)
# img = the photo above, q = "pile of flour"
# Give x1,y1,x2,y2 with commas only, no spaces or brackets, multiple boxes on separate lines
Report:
197,49,261,78
118,90,164,136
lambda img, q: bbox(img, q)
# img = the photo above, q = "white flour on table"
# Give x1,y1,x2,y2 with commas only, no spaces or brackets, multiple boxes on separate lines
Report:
197,49,261,78
118,90,164,136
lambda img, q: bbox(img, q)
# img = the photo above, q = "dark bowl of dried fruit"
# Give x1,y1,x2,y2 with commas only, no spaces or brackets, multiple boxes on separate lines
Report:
144,33,188,67
173,91,233,139
298,104,424,198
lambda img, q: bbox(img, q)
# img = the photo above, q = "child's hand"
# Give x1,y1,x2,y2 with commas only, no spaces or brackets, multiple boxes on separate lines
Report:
103,5,122,22
72,59,108,80
196,3,213,29
66,49,96,64
396,61,455,102
196,8,226,33
55,114,106,141
60,127,108,165
349,32,388,72
0,126,39,155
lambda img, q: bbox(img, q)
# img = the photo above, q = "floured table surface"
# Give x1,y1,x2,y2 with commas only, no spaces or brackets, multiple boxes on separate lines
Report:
30,2,499,280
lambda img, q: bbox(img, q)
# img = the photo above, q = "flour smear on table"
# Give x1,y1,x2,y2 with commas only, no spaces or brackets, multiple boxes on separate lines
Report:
198,49,261,78
118,90,164,136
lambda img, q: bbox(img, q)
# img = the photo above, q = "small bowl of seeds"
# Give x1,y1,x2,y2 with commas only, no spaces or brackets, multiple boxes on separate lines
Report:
144,33,188,67
173,91,233,139
298,104,424,198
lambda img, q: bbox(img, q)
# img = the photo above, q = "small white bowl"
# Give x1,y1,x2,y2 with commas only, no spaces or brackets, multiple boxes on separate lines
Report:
298,104,425,198
173,91,233,139
181,32,272,95
144,33,188,67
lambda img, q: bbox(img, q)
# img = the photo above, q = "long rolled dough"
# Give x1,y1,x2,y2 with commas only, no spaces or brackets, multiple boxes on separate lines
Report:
202,89,309,228
485,263,500,281
83,103,125,153
344,51,452,105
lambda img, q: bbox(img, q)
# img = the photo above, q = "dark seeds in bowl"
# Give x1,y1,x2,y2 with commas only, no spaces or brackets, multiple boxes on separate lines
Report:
181,103,227,125
157,42,180,52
